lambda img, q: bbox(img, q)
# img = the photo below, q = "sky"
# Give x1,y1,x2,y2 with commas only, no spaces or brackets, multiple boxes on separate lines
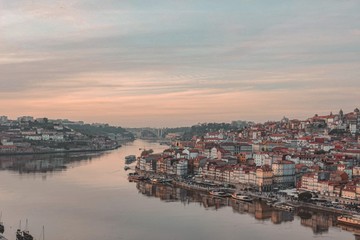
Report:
0,0,359,127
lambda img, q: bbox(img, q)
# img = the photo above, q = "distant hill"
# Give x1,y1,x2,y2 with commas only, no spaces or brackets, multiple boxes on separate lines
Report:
70,124,134,140
162,122,248,140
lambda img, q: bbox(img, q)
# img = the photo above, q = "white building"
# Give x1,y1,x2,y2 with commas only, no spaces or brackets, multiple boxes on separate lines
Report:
253,153,271,166
25,135,42,141
176,159,188,177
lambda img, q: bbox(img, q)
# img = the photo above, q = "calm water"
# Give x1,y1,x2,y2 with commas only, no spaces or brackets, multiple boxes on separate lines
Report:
0,140,357,240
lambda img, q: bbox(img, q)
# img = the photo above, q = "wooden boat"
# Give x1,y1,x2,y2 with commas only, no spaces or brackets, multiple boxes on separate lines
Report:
337,215,360,227
16,230,34,240
16,220,34,240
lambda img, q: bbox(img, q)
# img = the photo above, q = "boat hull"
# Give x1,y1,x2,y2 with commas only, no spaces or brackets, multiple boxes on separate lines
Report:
337,216,360,228
231,194,253,202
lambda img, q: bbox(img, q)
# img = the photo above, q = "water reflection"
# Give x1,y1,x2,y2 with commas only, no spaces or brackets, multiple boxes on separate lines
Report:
0,152,105,174
135,181,360,239
0,140,356,240
298,209,336,234
136,181,294,222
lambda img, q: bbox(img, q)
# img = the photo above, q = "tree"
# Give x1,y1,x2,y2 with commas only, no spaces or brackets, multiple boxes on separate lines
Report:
298,191,312,202
141,149,153,157
314,150,326,155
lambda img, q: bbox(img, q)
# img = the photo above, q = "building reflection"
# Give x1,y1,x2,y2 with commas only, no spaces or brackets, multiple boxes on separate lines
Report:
135,181,360,239
231,198,294,224
0,152,103,173
136,181,294,222
298,210,336,234
337,223,360,240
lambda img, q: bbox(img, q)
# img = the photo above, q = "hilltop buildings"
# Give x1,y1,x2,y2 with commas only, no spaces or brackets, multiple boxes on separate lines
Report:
137,108,360,204
0,116,132,154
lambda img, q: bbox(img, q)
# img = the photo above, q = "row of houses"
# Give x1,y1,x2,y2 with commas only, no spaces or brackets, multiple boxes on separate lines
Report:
299,170,360,202
138,154,188,177
200,160,295,191
138,144,297,191
136,109,360,202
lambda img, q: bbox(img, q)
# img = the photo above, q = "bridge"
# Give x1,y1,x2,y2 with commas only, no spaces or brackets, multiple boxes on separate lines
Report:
126,128,165,140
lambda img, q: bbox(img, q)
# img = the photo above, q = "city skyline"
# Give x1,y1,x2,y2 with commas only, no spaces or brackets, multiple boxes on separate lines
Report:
1,1,360,127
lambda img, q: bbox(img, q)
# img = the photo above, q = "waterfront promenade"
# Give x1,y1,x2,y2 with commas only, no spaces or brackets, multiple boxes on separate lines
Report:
131,169,360,216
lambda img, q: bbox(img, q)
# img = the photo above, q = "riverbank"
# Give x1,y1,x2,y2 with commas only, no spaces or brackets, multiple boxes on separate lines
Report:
131,169,360,216
0,144,122,156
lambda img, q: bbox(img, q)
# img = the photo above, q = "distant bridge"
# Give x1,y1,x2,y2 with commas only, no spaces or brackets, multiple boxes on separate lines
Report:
126,128,165,139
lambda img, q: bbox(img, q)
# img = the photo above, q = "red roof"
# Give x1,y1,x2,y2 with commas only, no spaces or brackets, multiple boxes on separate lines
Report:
274,160,294,165
0,145,16,149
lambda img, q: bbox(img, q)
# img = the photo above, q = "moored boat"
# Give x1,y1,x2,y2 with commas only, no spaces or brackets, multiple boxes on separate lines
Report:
125,155,136,164
0,222,4,234
209,190,231,197
22,231,33,240
273,203,294,211
16,229,23,240
16,230,33,240
0,212,4,234
231,193,253,202
16,219,34,240
265,199,277,206
150,177,159,183
337,215,360,227
128,173,147,181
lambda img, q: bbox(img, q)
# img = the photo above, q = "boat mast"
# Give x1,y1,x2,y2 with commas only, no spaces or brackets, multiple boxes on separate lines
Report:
25,219,28,231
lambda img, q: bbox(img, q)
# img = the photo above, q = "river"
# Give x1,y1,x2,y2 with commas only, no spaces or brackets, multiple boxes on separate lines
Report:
0,140,357,240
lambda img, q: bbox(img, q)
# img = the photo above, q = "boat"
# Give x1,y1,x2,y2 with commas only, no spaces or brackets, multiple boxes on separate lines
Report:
161,179,173,184
265,199,278,206
0,212,4,234
16,229,23,240
209,190,231,197
16,230,33,240
273,203,294,211
125,155,136,164
128,173,147,182
22,231,33,240
124,166,131,171
151,177,160,183
16,220,33,240
337,215,360,227
231,193,253,202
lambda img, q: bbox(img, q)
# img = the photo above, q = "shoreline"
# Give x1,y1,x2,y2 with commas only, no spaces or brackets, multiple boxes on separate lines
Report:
0,145,122,156
131,169,360,216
